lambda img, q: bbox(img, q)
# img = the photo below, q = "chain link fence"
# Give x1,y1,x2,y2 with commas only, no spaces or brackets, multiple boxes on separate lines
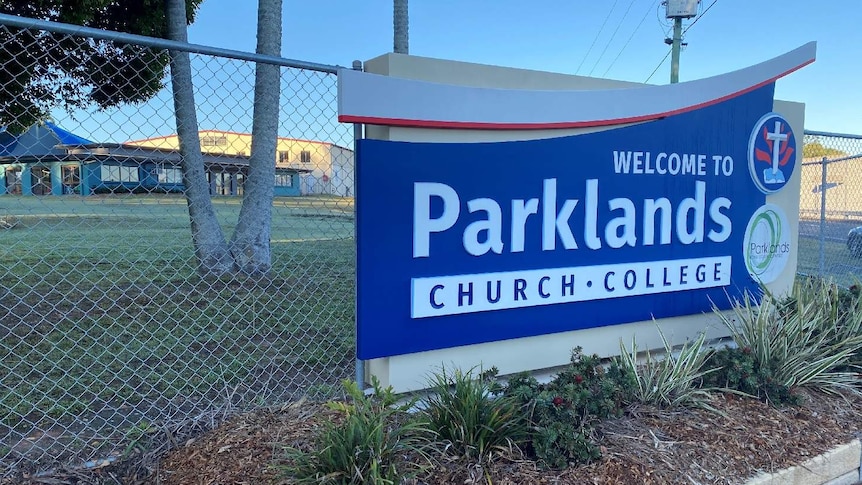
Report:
3,10,861,483
798,130,862,287
0,16,356,478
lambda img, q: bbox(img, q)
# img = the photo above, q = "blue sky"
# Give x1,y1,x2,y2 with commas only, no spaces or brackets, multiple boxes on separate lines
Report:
185,0,860,135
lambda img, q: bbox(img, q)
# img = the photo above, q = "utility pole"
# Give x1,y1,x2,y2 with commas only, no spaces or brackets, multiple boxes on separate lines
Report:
670,17,682,83
664,0,699,84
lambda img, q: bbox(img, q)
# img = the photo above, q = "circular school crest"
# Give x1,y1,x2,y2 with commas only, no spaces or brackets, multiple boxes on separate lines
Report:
748,112,796,194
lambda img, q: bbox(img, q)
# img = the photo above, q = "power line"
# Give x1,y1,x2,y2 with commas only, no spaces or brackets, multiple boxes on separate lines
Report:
643,0,719,83
587,0,637,76
683,0,719,34
602,0,661,77
575,0,620,75
644,49,672,83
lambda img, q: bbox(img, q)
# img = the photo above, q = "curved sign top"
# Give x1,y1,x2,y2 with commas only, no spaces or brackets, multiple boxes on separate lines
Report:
338,42,816,130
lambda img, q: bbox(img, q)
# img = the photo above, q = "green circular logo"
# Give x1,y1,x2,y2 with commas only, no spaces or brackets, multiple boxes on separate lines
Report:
743,204,791,284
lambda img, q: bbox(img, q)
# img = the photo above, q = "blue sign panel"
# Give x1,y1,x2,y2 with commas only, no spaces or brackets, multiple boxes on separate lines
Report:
356,85,777,360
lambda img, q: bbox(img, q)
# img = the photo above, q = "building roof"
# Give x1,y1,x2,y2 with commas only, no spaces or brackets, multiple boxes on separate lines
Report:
127,129,354,153
0,124,348,166
0,130,15,156
0,121,93,157
44,121,93,145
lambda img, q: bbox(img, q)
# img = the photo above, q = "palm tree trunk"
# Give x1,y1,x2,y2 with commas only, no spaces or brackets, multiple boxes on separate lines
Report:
229,0,282,274
394,0,409,54
165,0,233,276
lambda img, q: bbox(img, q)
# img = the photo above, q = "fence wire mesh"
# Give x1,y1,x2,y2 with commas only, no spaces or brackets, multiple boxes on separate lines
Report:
0,20,355,477
799,131,862,287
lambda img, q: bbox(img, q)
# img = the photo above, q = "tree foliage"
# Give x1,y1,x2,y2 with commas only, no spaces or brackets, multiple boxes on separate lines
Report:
0,0,203,133
803,141,846,160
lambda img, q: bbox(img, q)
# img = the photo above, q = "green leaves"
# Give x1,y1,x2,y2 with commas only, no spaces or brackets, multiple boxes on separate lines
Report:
616,328,719,411
710,278,862,403
422,366,527,464
281,377,436,485
0,0,204,133
503,348,632,470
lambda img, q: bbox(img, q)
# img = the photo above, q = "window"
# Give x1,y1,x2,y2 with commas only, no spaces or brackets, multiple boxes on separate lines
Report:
278,151,289,164
31,166,51,195
236,172,244,196
201,135,228,147
300,150,311,164
100,164,139,182
62,166,80,186
210,171,231,195
62,165,80,194
158,165,183,184
275,171,293,187
5,167,22,195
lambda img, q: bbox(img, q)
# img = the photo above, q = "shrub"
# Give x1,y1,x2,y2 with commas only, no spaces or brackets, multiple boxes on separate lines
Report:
422,366,527,463
846,281,862,369
702,345,803,405
503,347,633,469
790,276,862,370
615,328,718,410
709,280,862,404
280,377,435,485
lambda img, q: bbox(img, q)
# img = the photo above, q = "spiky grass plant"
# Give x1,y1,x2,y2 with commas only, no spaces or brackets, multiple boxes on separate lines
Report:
281,377,436,485
616,328,718,410
422,366,527,463
712,280,862,401
789,276,862,370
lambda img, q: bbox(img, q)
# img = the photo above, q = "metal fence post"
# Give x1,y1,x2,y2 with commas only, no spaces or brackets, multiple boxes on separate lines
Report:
819,156,827,276
352,59,366,390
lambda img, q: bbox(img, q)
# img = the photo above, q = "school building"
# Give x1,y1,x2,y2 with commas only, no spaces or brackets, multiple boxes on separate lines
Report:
0,123,354,197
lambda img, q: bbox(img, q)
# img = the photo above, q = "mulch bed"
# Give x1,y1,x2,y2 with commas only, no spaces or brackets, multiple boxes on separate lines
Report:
10,391,862,484
150,391,862,485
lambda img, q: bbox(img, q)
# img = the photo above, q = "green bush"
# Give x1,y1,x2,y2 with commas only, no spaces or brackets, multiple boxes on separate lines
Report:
709,279,862,404
615,328,718,410
703,345,803,405
790,276,862,370
422,366,527,463
280,377,435,485
847,281,862,369
503,347,633,469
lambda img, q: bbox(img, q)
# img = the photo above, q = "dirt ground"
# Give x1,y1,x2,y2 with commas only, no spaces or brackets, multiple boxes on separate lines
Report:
9,390,862,485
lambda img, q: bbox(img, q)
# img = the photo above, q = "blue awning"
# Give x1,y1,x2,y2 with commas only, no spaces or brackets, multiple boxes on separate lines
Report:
44,121,93,145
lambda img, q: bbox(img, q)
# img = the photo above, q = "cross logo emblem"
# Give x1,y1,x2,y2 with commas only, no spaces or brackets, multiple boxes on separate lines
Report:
748,113,796,194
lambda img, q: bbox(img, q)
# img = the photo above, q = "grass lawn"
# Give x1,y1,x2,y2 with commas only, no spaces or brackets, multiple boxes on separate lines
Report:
796,234,862,287
0,195,356,467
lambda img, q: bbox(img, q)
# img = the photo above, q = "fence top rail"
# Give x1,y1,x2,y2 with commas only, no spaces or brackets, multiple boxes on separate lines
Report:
804,129,862,140
0,12,343,74
801,152,862,166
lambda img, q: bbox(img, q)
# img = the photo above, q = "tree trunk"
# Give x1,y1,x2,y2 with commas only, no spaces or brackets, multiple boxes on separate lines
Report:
394,0,409,54
229,0,282,275
165,0,233,276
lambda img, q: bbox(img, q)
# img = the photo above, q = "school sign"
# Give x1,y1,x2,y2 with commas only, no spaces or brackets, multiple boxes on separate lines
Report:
339,43,815,366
